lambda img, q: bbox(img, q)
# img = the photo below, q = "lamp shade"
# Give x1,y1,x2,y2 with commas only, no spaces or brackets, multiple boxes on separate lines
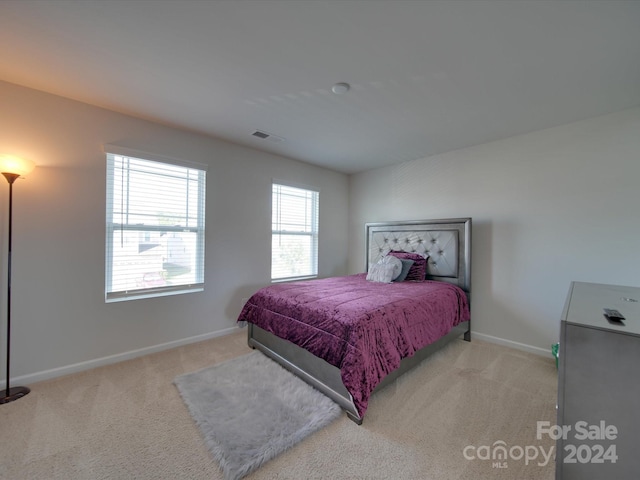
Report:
0,155,36,177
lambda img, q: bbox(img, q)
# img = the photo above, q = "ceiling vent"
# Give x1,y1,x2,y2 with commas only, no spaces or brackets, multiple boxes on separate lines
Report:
252,130,285,143
252,130,269,139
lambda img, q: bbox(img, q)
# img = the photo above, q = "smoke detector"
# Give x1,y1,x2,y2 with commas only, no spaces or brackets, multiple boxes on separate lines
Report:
331,82,350,94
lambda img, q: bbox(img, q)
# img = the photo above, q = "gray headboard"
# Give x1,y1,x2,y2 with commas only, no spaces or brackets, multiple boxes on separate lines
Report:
365,218,471,294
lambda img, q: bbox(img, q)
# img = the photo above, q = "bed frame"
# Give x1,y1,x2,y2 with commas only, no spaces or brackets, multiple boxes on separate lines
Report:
247,218,471,424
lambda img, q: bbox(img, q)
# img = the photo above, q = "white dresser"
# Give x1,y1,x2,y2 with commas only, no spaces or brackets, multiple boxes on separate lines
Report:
556,281,640,479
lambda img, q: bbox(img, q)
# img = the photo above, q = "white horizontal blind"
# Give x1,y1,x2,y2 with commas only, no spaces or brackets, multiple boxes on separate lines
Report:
271,183,319,281
105,152,206,301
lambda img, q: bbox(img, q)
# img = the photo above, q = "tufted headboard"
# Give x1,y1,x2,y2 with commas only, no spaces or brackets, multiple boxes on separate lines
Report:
365,218,471,294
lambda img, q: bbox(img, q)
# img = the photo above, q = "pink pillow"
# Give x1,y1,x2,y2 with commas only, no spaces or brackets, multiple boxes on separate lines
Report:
388,251,427,282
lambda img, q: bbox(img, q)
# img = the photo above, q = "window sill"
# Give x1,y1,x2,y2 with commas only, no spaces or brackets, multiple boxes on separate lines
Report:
271,275,317,284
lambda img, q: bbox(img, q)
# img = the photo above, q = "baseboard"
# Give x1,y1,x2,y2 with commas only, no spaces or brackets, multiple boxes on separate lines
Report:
1,326,240,389
471,332,553,358
3,328,551,389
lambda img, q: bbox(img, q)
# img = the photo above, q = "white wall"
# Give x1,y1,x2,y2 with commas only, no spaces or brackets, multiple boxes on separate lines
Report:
349,107,640,354
0,81,349,384
3,78,638,383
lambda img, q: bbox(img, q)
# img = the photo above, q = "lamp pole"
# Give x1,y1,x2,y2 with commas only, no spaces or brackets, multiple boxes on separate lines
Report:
0,172,30,404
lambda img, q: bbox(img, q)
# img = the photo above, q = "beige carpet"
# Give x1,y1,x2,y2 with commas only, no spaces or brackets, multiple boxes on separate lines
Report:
0,330,557,479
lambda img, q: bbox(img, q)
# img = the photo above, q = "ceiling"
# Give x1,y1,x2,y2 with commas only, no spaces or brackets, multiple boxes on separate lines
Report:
1,0,639,174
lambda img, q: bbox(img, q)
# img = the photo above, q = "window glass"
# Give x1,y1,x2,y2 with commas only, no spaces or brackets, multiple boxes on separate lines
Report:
106,152,206,301
271,183,319,281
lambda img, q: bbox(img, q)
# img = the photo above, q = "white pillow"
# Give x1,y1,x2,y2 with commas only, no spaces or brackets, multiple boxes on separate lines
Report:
366,263,396,283
379,255,403,280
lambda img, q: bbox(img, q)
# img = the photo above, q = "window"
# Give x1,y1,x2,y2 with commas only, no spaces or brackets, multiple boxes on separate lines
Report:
105,147,206,301
271,182,319,281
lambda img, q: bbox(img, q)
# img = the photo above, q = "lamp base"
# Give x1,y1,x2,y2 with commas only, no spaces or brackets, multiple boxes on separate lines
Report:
0,386,30,404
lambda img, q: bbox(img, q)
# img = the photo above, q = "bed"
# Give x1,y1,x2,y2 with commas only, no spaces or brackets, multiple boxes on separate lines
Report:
238,218,471,424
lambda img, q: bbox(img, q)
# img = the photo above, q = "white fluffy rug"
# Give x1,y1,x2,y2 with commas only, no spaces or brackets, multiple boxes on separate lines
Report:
174,351,341,480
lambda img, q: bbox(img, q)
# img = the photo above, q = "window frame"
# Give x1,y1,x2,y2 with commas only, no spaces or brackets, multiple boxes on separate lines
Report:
271,181,319,282
104,145,207,302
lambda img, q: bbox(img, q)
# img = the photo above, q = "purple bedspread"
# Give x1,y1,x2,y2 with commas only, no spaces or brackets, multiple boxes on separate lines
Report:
237,274,470,417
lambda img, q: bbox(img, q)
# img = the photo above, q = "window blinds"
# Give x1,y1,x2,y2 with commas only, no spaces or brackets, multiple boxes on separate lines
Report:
105,151,206,301
271,183,319,281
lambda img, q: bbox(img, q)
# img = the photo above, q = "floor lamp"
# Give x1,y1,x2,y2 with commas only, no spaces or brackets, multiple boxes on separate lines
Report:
0,154,35,405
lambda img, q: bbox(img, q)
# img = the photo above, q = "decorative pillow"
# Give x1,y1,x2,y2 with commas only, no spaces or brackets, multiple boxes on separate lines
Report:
366,262,396,283
379,255,403,280
393,259,415,282
388,251,428,282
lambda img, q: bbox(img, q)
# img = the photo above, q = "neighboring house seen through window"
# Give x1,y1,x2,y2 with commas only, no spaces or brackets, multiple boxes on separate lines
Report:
105,147,206,301
271,182,319,281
